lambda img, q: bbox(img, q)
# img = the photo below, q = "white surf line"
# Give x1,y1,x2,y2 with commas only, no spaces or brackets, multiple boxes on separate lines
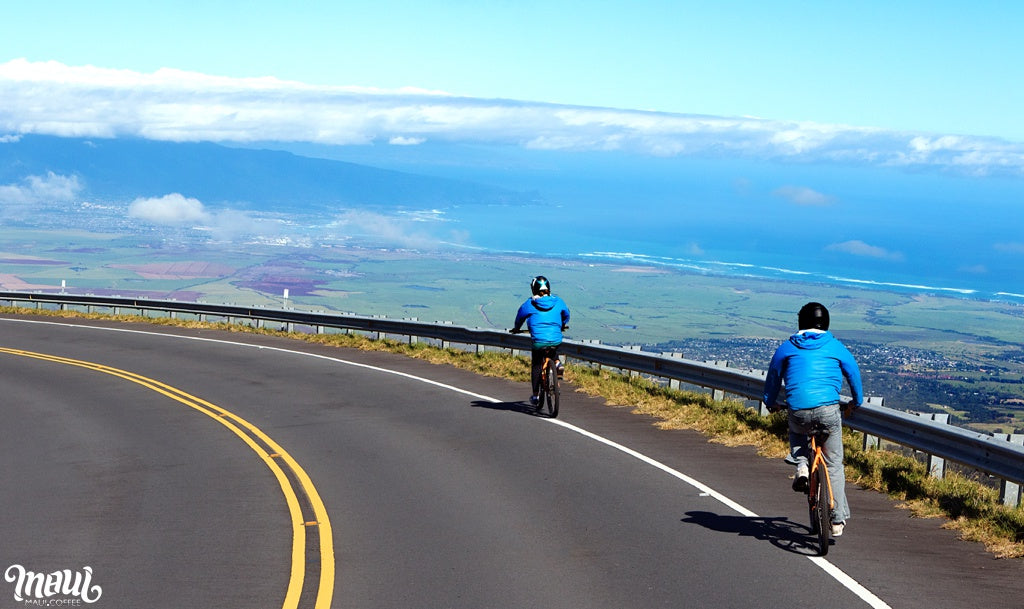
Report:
2,318,891,609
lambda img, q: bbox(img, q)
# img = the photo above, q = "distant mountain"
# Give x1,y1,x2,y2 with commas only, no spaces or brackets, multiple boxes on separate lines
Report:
0,135,531,211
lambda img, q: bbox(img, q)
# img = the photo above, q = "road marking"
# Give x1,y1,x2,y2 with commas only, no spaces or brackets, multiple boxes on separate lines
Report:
1,318,891,609
0,344,334,609
547,417,892,609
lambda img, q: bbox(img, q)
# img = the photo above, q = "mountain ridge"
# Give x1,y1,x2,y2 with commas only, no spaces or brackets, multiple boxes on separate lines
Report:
0,134,529,211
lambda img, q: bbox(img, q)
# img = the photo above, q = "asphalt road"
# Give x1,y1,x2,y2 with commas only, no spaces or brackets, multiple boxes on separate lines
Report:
0,315,1019,608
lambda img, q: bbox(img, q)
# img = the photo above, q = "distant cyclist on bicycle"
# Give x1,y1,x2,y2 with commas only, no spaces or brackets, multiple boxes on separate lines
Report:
512,275,570,406
762,302,863,538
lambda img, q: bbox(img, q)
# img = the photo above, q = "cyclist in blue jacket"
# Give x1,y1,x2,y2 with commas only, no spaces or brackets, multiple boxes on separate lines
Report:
513,276,570,405
763,302,863,538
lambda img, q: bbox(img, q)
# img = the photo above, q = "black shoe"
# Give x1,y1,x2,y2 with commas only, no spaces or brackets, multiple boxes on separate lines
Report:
792,475,809,493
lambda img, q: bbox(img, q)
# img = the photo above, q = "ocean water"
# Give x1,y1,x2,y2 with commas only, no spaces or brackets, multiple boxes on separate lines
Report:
433,156,1024,302
306,143,1024,302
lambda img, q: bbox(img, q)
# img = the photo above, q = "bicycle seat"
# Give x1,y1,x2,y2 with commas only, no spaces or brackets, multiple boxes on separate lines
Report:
806,422,830,441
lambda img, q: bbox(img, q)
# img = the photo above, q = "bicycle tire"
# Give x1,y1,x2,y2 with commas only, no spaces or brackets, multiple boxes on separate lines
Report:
814,461,831,556
536,371,547,413
544,359,559,417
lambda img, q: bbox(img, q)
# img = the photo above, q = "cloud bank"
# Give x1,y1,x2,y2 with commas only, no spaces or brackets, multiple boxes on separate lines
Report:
327,209,466,250
772,186,836,206
825,240,905,261
0,171,81,206
0,171,82,220
2,59,1024,177
128,193,278,241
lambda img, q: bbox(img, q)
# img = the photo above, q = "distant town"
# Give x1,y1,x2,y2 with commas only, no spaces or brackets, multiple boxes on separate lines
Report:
652,336,1024,433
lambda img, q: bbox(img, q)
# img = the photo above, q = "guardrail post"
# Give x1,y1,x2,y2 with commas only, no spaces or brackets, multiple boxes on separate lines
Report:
706,361,729,400
403,318,419,345
750,399,768,415
625,346,642,378
862,396,884,449
998,434,1024,507
440,321,453,348
914,412,949,478
578,340,601,370
662,352,683,390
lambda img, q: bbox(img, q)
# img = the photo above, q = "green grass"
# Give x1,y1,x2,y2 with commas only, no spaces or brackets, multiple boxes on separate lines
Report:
4,304,1023,558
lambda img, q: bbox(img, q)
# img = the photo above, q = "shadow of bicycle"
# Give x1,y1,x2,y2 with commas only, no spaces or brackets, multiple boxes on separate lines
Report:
470,399,554,417
681,510,825,555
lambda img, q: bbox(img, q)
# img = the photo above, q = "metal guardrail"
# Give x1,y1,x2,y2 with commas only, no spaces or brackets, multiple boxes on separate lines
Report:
2,290,1024,493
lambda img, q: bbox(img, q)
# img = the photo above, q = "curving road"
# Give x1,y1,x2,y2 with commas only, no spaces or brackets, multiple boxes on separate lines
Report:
0,315,1019,608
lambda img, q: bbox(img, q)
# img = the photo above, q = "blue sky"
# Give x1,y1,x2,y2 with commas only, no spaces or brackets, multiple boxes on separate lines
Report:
1,0,1022,144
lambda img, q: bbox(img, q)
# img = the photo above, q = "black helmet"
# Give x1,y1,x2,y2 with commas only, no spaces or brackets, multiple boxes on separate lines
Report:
531,275,551,295
798,302,830,331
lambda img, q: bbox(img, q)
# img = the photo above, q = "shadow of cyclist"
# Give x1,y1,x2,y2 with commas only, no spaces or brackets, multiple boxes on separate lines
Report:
469,399,552,417
680,510,823,555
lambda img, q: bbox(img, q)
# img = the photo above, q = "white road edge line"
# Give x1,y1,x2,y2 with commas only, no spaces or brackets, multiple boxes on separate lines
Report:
3,318,892,609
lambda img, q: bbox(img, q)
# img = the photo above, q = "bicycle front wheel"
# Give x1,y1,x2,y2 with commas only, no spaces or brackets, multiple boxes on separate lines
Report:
813,464,831,556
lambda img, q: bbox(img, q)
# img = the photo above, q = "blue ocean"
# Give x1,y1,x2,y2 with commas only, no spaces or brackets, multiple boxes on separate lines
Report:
429,153,1024,302
303,142,1023,302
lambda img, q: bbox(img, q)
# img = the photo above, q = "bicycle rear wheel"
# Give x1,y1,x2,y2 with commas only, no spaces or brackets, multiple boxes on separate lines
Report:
813,463,831,556
544,359,560,418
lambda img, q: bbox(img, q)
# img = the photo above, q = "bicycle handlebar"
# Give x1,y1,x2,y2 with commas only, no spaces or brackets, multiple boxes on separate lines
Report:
509,326,569,335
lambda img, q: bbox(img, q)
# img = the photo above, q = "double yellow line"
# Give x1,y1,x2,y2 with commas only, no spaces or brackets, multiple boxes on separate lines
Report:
0,347,334,609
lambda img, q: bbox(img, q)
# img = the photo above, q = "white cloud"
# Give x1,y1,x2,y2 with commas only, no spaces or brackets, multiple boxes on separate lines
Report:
825,240,904,261
2,59,1024,176
388,136,425,146
959,264,988,274
328,209,464,250
0,172,80,208
994,242,1024,254
129,193,209,225
772,186,836,206
127,193,277,241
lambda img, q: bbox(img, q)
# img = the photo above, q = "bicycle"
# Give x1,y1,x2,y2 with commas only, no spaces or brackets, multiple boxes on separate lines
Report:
768,403,846,556
804,421,834,556
509,329,564,418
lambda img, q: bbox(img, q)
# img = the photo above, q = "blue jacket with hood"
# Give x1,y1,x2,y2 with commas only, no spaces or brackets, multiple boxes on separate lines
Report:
514,294,570,348
763,330,864,411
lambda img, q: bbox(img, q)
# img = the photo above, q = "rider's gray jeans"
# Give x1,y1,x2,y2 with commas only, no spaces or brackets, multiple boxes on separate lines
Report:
788,403,850,524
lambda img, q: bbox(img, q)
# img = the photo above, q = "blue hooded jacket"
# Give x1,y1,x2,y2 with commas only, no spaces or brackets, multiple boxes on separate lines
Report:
514,294,570,348
763,330,863,410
